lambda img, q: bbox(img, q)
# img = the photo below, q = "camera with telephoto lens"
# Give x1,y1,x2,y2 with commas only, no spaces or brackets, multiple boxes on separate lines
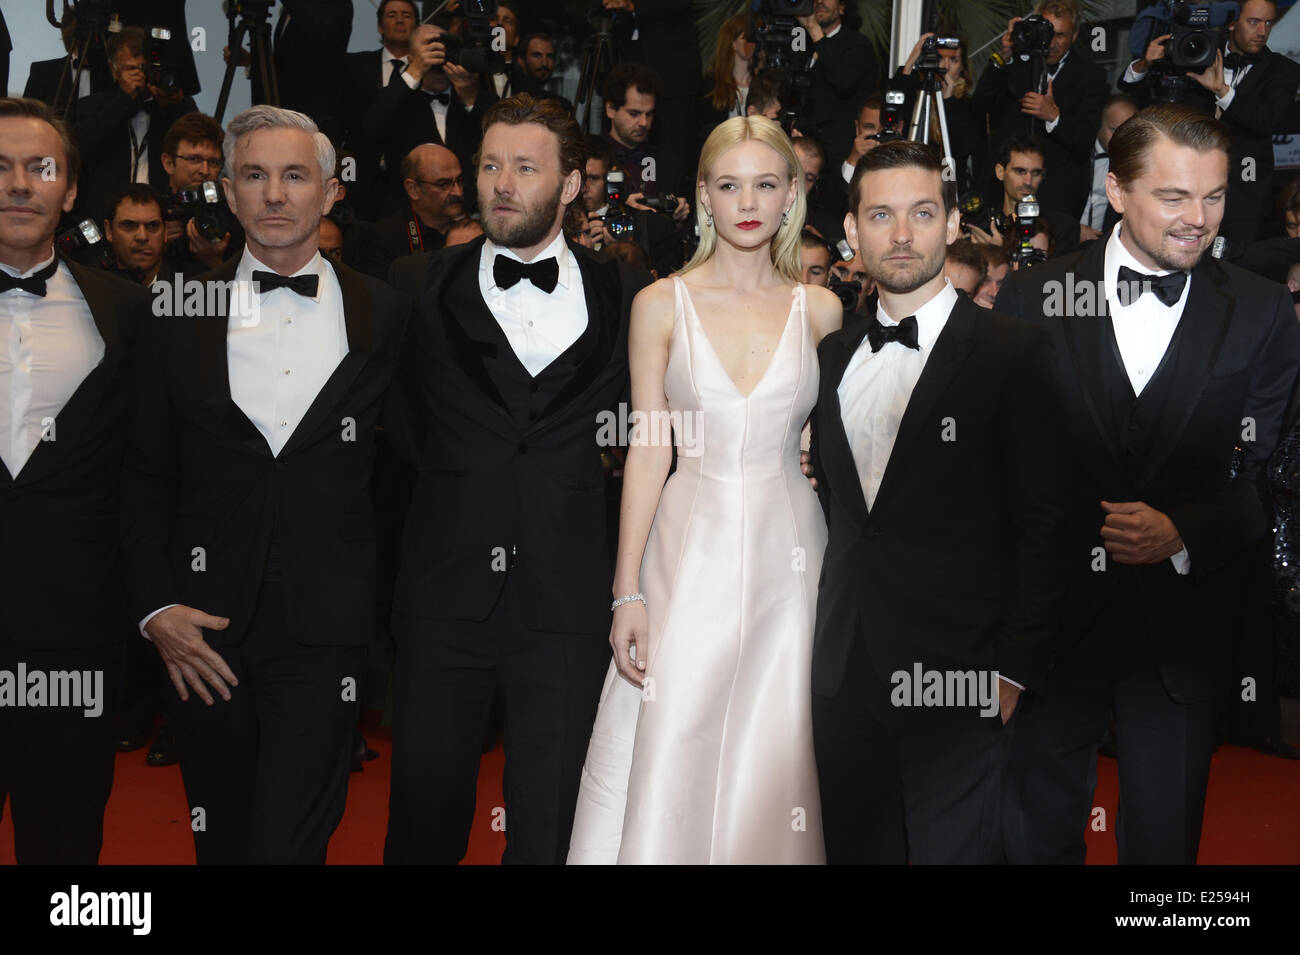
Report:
827,275,861,311
143,26,181,92
1165,2,1224,70
639,193,680,214
1011,14,1055,58
161,181,230,242
432,0,500,75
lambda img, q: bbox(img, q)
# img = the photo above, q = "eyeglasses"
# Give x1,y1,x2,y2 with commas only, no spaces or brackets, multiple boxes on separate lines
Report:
176,155,223,170
409,175,464,191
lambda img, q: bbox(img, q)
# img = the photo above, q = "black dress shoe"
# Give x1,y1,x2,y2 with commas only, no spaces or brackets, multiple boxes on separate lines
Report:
116,718,152,753
146,722,180,766
352,730,379,762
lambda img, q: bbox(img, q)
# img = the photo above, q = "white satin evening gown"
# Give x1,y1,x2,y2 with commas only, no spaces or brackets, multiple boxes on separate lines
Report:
567,277,826,864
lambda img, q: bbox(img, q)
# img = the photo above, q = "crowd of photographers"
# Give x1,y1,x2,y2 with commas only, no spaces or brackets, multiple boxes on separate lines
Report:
17,0,1300,343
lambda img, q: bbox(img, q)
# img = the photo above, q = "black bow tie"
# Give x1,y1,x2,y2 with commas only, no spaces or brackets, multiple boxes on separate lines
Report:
1224,52,1254,70
867,315,920,353
251,269,319,297
426,90,451,106
1093,150,1107,160
493,254,559,293
1116,264,1188,308
0,259,59,297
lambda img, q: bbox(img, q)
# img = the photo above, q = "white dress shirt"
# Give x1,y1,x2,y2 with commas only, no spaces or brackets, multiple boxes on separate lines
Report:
128,108,150,183
1042,50,1069,134
1081,136,1109,230
0,254,104,478
479,231,587,377
227,249,348,457
837,280,958,511
1104,224,1192,574
381,52,409,87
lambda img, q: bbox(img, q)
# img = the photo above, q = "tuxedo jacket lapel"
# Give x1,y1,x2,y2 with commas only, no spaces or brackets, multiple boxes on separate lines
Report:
820,321,871,526
280,259,376,457
1133,258,1235,486
192,258,269,457
12,259,125,486
432,237,515,423
871,295,978,516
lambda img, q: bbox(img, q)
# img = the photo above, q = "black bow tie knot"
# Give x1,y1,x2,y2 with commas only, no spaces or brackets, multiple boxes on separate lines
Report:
426,90,451,106
493,254,559,293
867,314,920,353
0,259,59,297
1116,264,1188,308
1224,51,1254,70
251,269,319,297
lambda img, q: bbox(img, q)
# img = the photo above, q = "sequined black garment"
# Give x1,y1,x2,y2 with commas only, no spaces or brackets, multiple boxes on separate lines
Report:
1267,422,1300,695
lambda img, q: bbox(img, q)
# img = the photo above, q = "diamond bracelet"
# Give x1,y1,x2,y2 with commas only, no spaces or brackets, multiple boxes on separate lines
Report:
610,593,646,611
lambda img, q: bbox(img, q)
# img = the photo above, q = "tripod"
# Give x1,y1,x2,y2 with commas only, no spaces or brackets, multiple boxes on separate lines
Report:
576,15,617,132
908,62,955,182
48,2,114,121
214,1,279,124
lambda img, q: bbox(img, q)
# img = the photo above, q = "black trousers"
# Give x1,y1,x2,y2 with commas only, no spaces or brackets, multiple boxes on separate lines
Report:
385,575,611,864
0,642,120,864
812,629,1012,864
1002,603,1219,865
170,581,366,864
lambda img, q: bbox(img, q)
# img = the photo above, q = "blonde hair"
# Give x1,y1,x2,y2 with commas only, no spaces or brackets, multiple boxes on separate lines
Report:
679,116,806,285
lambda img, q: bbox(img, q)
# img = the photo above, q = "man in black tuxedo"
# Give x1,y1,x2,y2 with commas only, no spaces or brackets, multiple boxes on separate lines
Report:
796,0,881,167
384,93,650,864
0,97,147,863
995,104,1300,864
363,23,496,217
1119,0,1300,248
810,140,1069,864
973,0,1107,218
340,0,421,220
23,15,113,111
121,105,408,864
72,27,196,224
350,144,464,279
969,133,1082,257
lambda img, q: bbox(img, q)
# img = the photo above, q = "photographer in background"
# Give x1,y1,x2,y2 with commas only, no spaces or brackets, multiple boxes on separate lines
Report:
944,237,987,296
73,27,196,224
966,134,1082,257
350,144,465,279
973,0,1107,218
838,94,883,185
1120,0,1300,246
894,31,979,196
800,229,834,286
579,134,682,276
101,184,174,286
1081,93,1140,234
796,0,881,165
363,22,496,214
158,112,241,277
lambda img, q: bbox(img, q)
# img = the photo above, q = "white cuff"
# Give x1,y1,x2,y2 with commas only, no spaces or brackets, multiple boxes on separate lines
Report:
402,69,420,89
1044,114,1060,134
1123,62,1146,82
139,604,179,640
1170,547,1191,575
1215,87,1235,111
1000,675,1026,691
841,160,855,184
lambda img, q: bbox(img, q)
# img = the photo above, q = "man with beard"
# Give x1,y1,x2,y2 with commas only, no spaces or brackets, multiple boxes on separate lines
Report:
995,104,1300,864
350,144,466,279
384,93,650,864
810,139,1068,863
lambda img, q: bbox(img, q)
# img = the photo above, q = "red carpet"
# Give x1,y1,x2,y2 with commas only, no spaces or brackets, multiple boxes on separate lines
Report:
2,712,1296,864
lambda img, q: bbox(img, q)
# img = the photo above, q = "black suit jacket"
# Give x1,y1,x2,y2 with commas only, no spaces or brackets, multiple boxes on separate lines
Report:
340,49,391,220
121,256,408,648
810,294,1069,697
386,237,650,634
72,88,196,222
807,27,882,165
348,208,446,280
23,57,113,108
0,261,147,652
618,0,702,100
973,47,1108,218
1120,48,1300,245
995,236,1300,700
255,0,353,144
362,77,496,214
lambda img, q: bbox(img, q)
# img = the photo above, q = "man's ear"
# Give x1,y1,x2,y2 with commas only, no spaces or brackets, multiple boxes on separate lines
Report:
1104,171,1126,216
842,212,859,253
605,101,615,121
946,205,961,245
220,176,237,215
161,154,175,178
994,163,1005,182
561,167,582,206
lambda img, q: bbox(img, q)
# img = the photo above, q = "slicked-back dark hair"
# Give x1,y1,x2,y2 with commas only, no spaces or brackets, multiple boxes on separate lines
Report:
847,139,956,217
1109,103,1231,189
603,63,662,110
0,96,80,183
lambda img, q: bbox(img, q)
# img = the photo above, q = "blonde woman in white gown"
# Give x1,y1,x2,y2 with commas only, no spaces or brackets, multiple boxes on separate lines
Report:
568,117,842,864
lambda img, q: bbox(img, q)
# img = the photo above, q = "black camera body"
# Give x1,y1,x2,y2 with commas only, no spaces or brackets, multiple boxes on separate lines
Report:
958,192,1012,237
1167,4,1223,70
875,88,906,143
827,275,861,311
143,26,182,92
1012,14,1055,58
915,34,961,73
1011,194,1047,267
752,0,814,15
162,181,229,243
